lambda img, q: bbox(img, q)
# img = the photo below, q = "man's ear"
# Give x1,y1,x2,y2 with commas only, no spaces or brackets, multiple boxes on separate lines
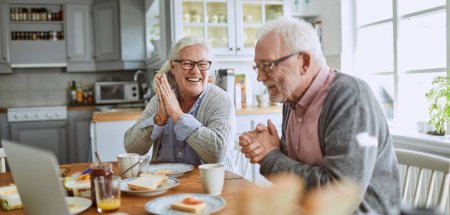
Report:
301,53,311,73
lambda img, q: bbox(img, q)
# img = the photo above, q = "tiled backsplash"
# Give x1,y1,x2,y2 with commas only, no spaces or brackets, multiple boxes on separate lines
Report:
0,68,135,108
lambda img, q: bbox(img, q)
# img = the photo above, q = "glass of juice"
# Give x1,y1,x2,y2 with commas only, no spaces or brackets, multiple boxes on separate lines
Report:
90,162,113,204
94,175,121,213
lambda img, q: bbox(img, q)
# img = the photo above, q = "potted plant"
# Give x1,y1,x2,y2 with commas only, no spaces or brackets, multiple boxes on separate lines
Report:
425,75,450,135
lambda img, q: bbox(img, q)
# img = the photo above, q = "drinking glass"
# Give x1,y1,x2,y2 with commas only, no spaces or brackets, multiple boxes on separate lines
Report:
94,175,121,213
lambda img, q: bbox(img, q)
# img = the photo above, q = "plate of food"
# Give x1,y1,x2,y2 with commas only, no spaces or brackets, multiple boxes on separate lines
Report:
121,173,179,196
66,196,92,215
147,163,194,177
144,193,226,215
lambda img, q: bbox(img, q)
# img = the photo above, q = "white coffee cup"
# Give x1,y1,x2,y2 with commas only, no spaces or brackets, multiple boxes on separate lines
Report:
117,153,140,178
199,163,224,195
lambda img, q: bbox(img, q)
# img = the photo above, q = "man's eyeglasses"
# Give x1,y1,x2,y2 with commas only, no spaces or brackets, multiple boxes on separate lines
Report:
173,60,212,71
253,51,303,74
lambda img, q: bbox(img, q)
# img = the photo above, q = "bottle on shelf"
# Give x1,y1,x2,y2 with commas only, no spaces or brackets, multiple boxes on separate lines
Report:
76,82,84,104
70,81,77,105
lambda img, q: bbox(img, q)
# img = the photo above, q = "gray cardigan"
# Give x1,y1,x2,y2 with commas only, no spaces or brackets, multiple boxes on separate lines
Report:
260,72,401,213
124,84,236,164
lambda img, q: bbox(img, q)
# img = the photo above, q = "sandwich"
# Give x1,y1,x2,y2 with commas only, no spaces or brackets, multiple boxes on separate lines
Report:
127,174,168,191
170,197,206,213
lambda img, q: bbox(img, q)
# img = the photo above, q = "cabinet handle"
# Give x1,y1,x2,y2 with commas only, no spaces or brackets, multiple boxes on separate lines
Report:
67,56,71,60
229,47,234,51
2,57,5,60
237,48,241,51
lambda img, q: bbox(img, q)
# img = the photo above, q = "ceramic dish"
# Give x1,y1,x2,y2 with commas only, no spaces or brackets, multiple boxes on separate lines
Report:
66,196,92,215
144,193,226,215
147,163,194,177
121,177,179,196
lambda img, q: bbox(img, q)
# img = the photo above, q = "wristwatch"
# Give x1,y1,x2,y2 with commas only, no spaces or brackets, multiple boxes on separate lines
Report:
154,113,166,125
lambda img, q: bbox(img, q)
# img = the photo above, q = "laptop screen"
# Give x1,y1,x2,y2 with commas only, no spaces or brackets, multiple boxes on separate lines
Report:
3,140,70,215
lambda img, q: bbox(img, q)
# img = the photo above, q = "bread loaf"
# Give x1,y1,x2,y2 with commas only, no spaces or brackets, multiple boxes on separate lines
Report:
170,197,206,213
127,174,168,191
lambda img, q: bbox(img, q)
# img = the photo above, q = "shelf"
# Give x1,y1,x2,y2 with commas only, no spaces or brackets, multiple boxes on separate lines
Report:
291,13,319,19
11,21,64,24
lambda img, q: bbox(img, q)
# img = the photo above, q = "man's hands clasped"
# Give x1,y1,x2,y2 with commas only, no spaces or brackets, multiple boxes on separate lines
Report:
239,119,280,164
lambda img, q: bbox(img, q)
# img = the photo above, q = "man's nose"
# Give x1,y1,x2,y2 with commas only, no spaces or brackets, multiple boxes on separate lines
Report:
257,71,268,82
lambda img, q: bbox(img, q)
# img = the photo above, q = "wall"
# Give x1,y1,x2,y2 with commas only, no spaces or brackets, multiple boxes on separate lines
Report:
0,69,135,108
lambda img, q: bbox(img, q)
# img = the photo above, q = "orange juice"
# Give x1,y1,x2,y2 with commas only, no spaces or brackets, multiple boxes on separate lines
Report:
97,198,120,212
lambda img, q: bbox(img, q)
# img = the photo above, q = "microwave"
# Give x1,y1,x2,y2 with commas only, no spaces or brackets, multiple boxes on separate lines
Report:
94,82,140,104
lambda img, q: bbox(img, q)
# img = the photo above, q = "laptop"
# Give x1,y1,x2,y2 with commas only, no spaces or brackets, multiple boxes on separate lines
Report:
2,140,71,215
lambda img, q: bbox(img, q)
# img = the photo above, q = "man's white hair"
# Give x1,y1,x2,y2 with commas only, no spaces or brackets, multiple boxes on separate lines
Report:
256,17,326,66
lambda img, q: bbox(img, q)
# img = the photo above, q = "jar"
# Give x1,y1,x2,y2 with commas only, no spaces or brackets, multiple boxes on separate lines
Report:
89,162,113,205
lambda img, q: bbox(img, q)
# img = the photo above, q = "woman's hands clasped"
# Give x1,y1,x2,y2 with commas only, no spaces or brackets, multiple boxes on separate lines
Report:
155,74,184,123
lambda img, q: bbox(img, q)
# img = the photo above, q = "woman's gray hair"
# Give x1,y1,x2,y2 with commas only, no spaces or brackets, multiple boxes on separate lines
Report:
256,17,326,66
153,36,212,90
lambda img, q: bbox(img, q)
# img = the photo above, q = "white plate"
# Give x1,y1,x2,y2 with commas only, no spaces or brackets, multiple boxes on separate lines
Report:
144,193,226,215
121,177,179,196
147,163,194,177
65,196,92,215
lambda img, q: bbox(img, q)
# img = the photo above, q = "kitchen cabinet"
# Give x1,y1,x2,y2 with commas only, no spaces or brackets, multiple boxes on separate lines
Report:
10,120,68,164
91,120,135,162
67,109,93,163
0,112,10,141
0,2,11,73
65,3,95,72
172,0,289,58
92,0,146,71
232,109,282,185
8,3,66,67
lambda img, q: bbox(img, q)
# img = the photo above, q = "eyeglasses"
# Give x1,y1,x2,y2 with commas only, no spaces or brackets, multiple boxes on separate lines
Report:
173,59,212,71
253,51,303,74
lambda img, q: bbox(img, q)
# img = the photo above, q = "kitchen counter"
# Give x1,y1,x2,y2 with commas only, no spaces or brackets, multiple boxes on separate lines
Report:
92,106,282,123
236,105,282,115
92,108,143,122
67,106,96,111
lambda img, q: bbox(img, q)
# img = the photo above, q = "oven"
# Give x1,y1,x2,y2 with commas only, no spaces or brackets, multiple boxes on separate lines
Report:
7,106,68,163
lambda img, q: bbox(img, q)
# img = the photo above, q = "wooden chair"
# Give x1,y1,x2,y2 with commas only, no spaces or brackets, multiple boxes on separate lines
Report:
0,148,6,173
395,148,450,212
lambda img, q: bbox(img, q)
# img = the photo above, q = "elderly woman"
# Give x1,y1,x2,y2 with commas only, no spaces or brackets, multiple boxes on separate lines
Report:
124,36,236,166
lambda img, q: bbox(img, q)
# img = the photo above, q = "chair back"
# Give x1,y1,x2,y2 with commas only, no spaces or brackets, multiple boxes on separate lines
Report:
395,148,450,212
0,148,6,173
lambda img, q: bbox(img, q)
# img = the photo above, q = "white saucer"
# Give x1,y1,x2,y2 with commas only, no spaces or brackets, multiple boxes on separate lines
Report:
66,196,92,214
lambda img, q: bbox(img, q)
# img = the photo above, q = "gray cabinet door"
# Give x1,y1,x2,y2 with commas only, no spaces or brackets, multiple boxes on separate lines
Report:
0,113,9,141
68,110,93,163
0,3,11,73
92,0,120,61
0,3,7,64
66,4,95,72
10,121,68,164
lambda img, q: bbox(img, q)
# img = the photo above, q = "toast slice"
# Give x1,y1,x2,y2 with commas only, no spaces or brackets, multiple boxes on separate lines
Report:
127,174,168,190
170,197,206,213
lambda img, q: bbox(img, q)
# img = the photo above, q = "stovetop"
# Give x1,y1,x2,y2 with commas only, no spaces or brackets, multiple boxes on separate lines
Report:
7,106,67,122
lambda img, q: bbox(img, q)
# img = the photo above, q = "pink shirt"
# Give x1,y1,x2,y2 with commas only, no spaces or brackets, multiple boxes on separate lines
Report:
286,67,335,166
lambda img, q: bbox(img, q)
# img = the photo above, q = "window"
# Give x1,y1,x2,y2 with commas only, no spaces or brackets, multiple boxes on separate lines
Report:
355,1,447,131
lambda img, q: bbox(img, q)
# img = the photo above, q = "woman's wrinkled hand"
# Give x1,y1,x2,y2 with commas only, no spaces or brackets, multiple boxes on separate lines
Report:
156,74,183,122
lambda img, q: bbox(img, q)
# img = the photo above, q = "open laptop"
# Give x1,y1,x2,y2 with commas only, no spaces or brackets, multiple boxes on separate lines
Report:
3,140,71,215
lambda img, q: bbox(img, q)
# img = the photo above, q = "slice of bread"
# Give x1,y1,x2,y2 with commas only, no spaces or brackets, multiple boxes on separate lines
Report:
127,174,168,191
170,197,206,214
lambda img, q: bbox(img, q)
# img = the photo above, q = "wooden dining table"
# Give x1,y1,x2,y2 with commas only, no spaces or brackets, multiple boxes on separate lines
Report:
0,162,257,214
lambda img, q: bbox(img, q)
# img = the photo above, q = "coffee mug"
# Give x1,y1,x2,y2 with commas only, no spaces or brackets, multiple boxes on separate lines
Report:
199,163,224,195
117,153,139,178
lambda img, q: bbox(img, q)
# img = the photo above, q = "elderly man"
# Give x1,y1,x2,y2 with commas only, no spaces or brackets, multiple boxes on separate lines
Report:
239,17,400,213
